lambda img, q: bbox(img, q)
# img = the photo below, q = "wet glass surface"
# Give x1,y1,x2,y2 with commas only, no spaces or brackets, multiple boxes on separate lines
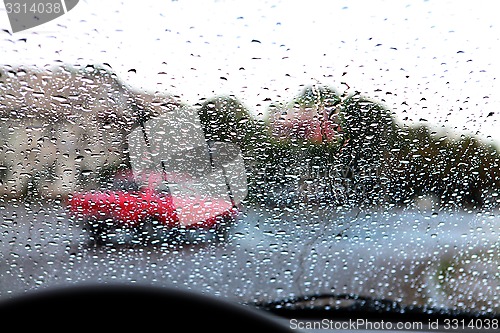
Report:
1,0,499,318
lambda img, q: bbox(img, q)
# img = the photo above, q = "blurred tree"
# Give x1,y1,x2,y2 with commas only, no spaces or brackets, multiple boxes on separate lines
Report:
197,95,268,151
384,126,500,208
197,96,273,204
338,93,397,172
197,87,500,209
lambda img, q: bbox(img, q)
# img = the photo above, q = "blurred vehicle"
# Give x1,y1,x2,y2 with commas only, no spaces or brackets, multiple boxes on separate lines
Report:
67,170,238,246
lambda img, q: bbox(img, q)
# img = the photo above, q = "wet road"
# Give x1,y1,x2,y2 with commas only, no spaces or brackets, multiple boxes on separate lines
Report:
0,201,499,311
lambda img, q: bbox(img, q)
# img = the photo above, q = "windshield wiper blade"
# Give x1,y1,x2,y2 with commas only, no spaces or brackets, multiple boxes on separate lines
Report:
253,293,399,313
251,293,499,320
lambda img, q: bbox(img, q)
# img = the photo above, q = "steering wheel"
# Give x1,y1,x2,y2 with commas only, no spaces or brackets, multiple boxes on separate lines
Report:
0,284,292,332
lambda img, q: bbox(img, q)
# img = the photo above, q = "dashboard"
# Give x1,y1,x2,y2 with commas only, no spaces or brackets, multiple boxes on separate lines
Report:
0,284,489,332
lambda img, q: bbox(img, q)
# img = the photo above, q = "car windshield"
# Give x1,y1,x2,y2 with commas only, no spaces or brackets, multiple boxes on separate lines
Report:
1,0,499,319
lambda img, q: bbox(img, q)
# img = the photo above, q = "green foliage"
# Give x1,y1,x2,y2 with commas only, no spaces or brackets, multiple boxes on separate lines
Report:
196,96,273,204
383,125,500,207
337,93,398,172
290,85,341,109
254,84,500,208
197,95,268,151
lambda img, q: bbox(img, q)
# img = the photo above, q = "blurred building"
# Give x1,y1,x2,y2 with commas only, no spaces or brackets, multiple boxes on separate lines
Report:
0,65,181,199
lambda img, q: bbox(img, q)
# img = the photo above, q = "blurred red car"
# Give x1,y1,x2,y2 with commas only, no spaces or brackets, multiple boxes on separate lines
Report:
67,170,239,246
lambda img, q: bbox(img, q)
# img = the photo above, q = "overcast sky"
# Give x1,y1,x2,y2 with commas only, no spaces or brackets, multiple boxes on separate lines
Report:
1,0,499,145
